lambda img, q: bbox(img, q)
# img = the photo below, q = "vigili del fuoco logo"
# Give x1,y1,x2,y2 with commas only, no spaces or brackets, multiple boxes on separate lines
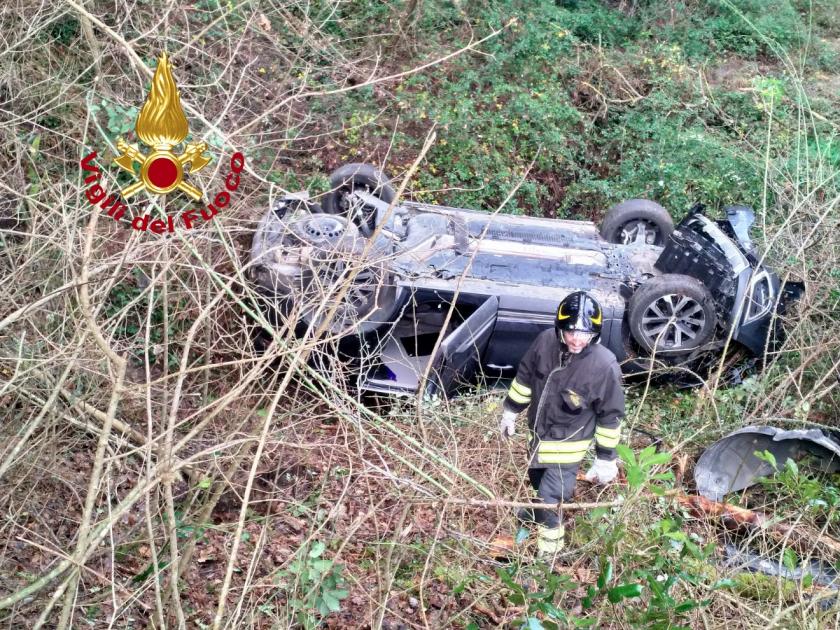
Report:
80,53,245,233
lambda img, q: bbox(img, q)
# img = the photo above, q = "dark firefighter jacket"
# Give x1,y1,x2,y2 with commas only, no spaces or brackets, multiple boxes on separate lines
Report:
503,328,625,468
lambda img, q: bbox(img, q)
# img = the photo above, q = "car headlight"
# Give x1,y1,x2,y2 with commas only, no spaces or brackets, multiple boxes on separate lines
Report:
743,269,774,324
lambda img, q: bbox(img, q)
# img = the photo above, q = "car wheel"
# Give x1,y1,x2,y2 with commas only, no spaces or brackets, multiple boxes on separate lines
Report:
290,213,358,247
300,250,400,336
322,163,396,237
289,214,400,336
629,274,716,354
600,199,674,246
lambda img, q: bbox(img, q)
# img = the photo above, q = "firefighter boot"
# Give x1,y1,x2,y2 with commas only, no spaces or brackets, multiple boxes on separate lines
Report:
536,524,564,558
516,507,536,524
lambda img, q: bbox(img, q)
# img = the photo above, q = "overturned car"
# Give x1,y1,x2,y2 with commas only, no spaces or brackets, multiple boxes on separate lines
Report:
249,163,799,397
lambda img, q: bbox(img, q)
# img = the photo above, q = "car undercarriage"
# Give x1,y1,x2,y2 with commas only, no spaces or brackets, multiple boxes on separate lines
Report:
249,163,801,397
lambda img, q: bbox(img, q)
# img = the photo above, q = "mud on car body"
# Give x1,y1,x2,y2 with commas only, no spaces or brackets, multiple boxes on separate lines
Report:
248,163,801,397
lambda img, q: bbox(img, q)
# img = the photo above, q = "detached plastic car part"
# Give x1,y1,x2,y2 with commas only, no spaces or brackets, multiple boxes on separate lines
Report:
249,163,801,397
695,426,840,501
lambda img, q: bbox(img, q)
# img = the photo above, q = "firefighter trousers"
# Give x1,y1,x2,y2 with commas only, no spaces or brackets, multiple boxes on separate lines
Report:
528,464,579,528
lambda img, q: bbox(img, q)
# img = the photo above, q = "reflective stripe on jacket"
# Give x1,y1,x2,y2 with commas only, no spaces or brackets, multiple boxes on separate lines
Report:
504,329,625,466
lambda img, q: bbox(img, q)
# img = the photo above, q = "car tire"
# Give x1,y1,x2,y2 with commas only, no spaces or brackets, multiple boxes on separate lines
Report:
628,274,717,354
323,163,396,236
600,199,674,246
288,214,401,336
300,254,401,337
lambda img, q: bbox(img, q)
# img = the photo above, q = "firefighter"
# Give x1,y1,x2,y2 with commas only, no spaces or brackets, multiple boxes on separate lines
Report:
499,291,625,557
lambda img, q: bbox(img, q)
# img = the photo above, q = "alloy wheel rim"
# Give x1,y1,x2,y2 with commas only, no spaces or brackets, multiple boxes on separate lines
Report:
640,293,706,349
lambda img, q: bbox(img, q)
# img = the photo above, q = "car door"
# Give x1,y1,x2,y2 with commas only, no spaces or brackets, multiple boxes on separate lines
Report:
425,296,499,397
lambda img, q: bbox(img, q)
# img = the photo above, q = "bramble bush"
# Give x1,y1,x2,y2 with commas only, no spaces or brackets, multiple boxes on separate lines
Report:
310,0,832,218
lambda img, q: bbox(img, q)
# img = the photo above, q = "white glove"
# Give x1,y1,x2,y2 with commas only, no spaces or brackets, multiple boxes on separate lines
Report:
499,410,516,437
584,458,618,485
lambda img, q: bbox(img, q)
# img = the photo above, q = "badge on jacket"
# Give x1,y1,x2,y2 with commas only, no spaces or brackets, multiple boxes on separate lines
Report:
561,388,584,413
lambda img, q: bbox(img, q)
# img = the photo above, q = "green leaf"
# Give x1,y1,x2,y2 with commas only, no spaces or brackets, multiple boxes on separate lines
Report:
132,560,165,584
626,466,645,489
597,559,613,590
645,572,665,598
309,541,326,558
616,444,636,466
543,602,567,621
310,559,333,572
30,134,41,157
638,445,657,463
589,507,608,521
683,539,702,559
317,598,331,617
496,567,522,593
711,578,735,590
674,600,700,614
642,452,673,468
607,583,643,603
321,591,342,612
782,548,798,573
754,449,777,470
516,527,530,545
652,472,675,482
582,585,597,609
197,478,212,489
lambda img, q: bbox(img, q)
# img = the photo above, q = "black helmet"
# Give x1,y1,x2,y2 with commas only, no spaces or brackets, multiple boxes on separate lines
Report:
555,291,603,344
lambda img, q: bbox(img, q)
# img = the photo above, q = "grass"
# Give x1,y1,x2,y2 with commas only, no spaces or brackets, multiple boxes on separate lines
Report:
0,0,838,628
